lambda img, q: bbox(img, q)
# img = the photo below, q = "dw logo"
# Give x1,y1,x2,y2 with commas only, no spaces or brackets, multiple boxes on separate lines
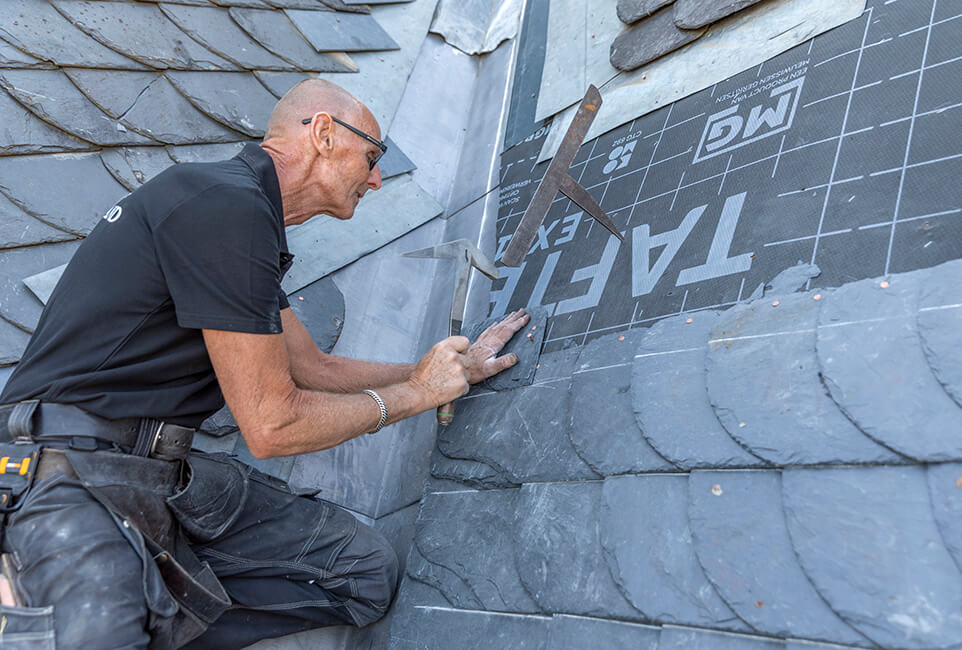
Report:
693,77,805,164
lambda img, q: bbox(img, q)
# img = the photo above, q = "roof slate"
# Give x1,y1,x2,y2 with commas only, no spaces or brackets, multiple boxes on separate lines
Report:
286,9,400,53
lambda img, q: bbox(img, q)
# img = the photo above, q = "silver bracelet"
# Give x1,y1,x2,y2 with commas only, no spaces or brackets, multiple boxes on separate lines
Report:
362,389,388,434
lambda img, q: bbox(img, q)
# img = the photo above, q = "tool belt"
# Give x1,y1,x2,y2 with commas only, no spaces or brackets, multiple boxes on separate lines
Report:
0,400,193,461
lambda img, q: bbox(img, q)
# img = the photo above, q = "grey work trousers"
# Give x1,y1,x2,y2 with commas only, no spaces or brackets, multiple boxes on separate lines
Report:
0,451,399,649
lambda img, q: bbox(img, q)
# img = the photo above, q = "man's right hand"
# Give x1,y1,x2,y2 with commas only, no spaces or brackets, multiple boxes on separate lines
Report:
406,336,472,408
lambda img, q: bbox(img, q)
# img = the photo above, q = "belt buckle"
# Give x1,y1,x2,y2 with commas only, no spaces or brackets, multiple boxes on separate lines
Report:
147,421,165,458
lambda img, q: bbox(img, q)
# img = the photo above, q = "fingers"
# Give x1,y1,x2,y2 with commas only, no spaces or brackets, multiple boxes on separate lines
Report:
482,353,519,377
447,335,470,353
477,309,531,350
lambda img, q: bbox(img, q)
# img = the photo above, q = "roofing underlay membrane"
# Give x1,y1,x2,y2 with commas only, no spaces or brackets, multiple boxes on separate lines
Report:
0,0,960,648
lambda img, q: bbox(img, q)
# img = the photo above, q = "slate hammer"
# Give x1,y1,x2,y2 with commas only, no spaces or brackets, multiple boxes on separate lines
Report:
403,240,499,426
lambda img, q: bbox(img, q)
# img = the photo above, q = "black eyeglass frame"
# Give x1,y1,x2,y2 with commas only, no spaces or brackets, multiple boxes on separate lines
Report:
301,115,387,171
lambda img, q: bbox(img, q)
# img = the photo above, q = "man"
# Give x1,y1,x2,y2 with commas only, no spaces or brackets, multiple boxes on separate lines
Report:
0,79,528,648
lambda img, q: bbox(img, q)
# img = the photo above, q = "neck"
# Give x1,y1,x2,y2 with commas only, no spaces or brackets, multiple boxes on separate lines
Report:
261,141,318,227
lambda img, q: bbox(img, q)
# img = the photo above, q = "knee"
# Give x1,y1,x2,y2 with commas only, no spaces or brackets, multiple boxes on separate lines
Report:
352,530,399,626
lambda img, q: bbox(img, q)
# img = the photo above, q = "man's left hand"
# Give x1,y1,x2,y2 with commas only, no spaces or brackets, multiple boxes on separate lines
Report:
464,308,531,385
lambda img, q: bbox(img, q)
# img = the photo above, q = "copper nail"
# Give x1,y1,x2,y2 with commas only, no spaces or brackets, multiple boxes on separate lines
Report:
880,281,890,289
771,300,780,307
813,294,822,301
685,317,693,324
711,485,723,496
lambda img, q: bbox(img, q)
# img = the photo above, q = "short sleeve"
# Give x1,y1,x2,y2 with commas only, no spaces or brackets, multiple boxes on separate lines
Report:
153,185,284,334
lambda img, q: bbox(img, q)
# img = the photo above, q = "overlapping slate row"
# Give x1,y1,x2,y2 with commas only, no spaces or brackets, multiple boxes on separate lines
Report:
917,261,962,408
632,311,767,469
611,0,772,72
434,348,599,485
817,266,962,461
688,471,868,646
706,291,902,466
569,329,677,475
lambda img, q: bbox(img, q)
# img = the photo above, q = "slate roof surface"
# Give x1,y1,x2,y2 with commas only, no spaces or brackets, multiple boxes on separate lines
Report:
388,0,962,647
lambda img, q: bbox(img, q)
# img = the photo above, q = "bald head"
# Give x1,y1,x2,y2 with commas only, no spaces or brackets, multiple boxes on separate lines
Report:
265,79,365,141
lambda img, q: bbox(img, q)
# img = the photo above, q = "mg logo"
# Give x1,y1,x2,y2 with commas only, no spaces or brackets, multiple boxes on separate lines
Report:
693,77,805,164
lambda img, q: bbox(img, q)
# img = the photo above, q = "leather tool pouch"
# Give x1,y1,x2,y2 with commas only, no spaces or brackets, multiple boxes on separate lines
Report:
0,443,41,513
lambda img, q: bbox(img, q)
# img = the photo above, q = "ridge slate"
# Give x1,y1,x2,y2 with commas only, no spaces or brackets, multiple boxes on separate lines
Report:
436,349,598,485
228,8,359,72
158,3,297,71
672,0,766,30
0,0,147,69
617,0,675,25
165,71,277,137
917,260,962,409
411,490,539,612
0,153,128,235
0,69,156,146
609,6,704,72
514,482,640,620
0,87,90,155
688,471,867,645
51,0,239,71
286,9,400,53
0,194,76,249
816,269,962,462
706,291,901,466
569,329,676,475
632,312,766,469
99,147,177,191
782,466,962,648
601,474,750,631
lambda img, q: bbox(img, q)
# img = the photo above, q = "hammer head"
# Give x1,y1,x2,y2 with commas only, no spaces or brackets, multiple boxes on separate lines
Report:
402,239,499,280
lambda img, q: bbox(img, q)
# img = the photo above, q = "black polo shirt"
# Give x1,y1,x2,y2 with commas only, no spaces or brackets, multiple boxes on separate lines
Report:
1,144,292,427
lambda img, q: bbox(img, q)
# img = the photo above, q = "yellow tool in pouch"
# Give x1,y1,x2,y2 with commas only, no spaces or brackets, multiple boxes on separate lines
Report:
0,444,41,512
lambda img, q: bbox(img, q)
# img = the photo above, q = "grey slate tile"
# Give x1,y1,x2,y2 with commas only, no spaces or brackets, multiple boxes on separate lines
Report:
917,259,962,409
0,319,30,365
287,276,345,354
197,406,239,438
50,0,239,71
0,194,76,250
463,305,549,391
100,147,176,192
318,0,373,12
601,474,750,631
231,431,295,482
617,0,675,25
387,606,549,650
229,8,359,72
66,71,244,144
0,153,127,235
158,3,297,71
0,365,16,392
0,240,81,331
21,264,65,305
546,615,660,650
610,5,704,72
378,137,417,181
436,351,598,485
165,71,278,137
0,87,89,155
782,466,962,648
659,626,785,649
286,9,399,52
0,70,156,147
404,543,483,610
429,449,517,490
672,0,765,30
816,270,962,462
706,292,902,466
411,490,540,612
253,70,312,98
166,142,247,163
515,481,640,620
688,471,868,645
632,312,766,469
0,38,47,67
925,463,962,578
0,0,147,69
569,330,676,475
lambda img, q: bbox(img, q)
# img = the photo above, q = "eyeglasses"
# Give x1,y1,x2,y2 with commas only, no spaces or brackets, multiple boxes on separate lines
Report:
301,115,387,171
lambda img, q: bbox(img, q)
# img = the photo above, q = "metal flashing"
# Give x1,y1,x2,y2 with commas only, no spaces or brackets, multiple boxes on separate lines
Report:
429,0,523,56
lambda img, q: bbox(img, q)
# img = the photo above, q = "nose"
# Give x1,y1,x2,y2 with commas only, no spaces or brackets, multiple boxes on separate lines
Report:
367,163,382,191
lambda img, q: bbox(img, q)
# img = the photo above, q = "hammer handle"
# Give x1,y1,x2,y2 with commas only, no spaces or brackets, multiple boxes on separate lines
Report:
437,402,455,426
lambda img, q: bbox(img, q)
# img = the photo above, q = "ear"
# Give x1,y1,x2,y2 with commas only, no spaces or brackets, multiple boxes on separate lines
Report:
309,112,336,159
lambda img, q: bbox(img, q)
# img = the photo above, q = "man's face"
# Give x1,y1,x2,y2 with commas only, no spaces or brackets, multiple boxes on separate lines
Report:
325,112,384,220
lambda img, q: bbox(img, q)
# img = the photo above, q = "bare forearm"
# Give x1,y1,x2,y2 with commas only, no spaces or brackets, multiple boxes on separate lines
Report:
290,352,415,393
